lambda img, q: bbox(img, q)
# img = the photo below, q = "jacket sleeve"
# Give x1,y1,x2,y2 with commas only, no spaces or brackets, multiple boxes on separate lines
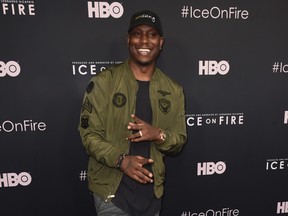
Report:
78,74,122,168
153,86,187,155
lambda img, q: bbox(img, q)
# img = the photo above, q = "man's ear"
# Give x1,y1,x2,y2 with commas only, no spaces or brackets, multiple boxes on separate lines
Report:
160,37,165,49
126,35,130,46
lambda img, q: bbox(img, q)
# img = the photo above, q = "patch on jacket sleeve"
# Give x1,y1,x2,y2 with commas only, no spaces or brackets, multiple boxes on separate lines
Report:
112,93,126,108
159,98,171,114
86,81,94,94
81,97,93,113
80,116,89,129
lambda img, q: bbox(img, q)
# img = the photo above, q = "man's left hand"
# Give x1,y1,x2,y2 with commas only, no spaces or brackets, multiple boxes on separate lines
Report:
126,114,161,142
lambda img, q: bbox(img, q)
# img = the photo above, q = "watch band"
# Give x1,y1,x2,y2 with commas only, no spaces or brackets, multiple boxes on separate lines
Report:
116,153,127,170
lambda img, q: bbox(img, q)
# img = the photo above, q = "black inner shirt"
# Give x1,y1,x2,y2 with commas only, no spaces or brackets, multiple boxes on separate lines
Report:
113,80,161,216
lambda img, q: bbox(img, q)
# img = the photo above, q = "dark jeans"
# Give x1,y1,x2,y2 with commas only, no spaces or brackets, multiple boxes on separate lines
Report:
93,193,160,216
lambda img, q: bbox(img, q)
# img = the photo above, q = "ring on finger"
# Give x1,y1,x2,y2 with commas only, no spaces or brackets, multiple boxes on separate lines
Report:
139,131,143,137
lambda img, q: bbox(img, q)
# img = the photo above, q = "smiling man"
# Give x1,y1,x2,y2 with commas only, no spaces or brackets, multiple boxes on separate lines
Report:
79,10,187,216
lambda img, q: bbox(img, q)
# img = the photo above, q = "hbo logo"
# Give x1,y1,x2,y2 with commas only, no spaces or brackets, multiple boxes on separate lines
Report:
0,61,21,77
199,60,230,75
88,1,124,18
284,111,288,124
0,172,32,187
197,161,226,176
277,201,288,214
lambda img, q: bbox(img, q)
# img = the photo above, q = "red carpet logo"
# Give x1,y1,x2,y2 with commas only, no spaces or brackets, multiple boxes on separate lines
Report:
277,201,288,214
266,158,288,171
87,1,124,18
1,1,35,16
0,61,21,77
272,62,288,73
199,60,230,75
0,172,32,188
284,111,288,124
0,119,47,133
197,161,226,176
186,113,244,127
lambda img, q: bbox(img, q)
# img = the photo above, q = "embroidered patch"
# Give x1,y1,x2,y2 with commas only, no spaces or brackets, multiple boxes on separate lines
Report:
112,93,126,108
158,90,171,97
159,98,171,114
81,97,92,113
86,81,94,94
81,116,89,129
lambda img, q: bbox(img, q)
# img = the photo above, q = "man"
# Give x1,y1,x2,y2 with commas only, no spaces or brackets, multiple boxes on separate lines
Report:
79,9,187,216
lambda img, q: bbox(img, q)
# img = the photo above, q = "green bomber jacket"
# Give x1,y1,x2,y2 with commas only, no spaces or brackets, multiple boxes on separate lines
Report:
78,59,187,202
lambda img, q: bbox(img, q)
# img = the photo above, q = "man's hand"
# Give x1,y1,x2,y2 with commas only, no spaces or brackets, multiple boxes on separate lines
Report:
126,114,161,142
121,155,154,184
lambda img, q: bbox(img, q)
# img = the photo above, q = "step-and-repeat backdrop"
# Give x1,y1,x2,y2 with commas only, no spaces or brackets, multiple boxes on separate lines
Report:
1,0,288,215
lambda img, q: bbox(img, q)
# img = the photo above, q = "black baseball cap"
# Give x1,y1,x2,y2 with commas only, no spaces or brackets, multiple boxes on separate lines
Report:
128,10,163,36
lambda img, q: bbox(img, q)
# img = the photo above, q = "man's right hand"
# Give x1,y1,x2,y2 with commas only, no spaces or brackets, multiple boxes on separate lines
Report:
120,155,154,184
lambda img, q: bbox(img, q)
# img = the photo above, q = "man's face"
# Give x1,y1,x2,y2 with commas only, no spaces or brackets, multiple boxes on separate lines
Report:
127,25,164,67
